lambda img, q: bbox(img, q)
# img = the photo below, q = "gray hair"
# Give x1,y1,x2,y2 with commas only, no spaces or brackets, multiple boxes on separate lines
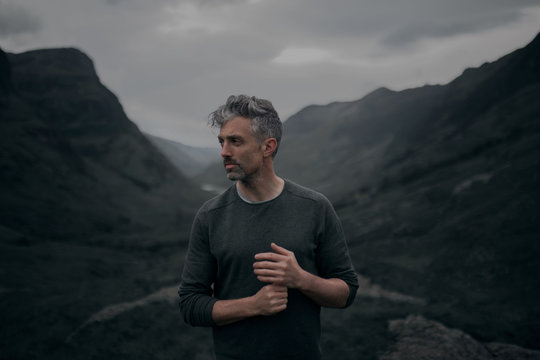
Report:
209,95,283,157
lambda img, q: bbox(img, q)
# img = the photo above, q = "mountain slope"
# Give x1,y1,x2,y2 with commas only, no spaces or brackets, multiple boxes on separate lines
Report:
3,32,539,358
177,33,540,351
0,46,217,360
0,47,209,244
145,133,218,177
276,32,539,200
276,32,540,349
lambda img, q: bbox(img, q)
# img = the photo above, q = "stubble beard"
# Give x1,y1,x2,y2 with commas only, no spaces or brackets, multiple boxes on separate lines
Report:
224,160,246,181
226,169,245,181
225,163,259,183
224,156,261,183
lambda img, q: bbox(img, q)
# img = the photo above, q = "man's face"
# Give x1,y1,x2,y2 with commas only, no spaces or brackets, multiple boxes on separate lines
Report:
218,116,265,182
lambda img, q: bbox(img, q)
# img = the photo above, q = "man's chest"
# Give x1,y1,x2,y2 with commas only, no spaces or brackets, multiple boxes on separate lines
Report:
208,203,320,273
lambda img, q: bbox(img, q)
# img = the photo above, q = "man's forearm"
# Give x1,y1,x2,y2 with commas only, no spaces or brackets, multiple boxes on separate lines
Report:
212,284,288,326
297,271,350,308
253,243,351,307
212,297,258,326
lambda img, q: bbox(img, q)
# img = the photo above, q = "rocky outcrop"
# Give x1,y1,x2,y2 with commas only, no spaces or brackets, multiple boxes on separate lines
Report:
382,315,540,360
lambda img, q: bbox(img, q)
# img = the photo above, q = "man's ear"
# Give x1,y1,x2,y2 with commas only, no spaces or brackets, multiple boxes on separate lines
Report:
262,138,278,158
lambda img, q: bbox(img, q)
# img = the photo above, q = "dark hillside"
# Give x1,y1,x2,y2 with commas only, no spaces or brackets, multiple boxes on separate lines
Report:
0,47,209,244
2,31,539,359
0,47,212,360
276,32,540,350
145,133,218,177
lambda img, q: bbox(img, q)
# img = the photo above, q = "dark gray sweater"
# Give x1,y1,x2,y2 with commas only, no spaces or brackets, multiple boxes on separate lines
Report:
179,180,358,360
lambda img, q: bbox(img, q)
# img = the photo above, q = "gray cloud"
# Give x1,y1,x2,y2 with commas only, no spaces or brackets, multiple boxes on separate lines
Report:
380,0,538,46
247,0,540,47
196,0,251,6
0,2,41,37
1,0,539,146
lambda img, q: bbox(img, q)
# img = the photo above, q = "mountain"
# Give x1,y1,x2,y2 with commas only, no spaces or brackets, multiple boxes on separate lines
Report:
0,47,215,360
275,32,540,350
276,34,539,200
144,133,229,193
145,133,218,177
195,31,540,352
0,47,210,245
2,32,539,359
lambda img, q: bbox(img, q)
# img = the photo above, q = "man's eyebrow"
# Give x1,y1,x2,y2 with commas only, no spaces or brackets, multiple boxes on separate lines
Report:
218,134,243,141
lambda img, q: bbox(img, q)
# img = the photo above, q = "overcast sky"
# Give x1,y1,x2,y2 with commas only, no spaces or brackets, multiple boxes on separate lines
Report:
1,0,539,147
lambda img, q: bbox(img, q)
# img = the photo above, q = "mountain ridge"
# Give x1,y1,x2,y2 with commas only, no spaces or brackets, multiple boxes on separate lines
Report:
1,32,539,359
197,31,540,350
272,32,540,199
0,46,210,244
145,133,218,177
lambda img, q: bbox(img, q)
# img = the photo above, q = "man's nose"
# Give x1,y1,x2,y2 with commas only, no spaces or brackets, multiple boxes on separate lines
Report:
221,142,232,158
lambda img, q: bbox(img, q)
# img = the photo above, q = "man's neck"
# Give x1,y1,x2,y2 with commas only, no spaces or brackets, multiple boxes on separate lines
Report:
237,174,285,203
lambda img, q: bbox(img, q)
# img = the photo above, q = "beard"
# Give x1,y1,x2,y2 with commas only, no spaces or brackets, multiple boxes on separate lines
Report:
226,167,246,181
223,158,246,181
223,157,261,182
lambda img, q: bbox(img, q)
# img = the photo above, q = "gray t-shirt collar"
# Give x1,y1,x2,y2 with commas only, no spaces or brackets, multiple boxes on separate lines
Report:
235,181,284,204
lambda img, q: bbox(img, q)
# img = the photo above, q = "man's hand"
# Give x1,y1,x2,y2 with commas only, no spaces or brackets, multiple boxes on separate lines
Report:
252,284,288,316
254,242,350,308
253,243,308,289
212,284,287,326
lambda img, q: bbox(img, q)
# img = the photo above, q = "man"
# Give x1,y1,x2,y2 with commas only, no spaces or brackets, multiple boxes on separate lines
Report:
179,95,358,360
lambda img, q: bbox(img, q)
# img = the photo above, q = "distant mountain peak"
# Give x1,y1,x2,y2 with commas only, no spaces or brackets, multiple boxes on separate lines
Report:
364,86,394,98
16,47,97,75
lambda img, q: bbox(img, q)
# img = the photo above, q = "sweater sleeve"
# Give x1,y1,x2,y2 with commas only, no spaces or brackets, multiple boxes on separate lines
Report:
178,210,218,326
316,197,359,308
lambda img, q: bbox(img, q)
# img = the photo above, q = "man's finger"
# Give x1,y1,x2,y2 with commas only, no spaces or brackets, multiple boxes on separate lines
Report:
271,242,291,255
254,252,284,261
253,260,284,269
253,268,282,277
257,275,278,284
267,284,288,292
